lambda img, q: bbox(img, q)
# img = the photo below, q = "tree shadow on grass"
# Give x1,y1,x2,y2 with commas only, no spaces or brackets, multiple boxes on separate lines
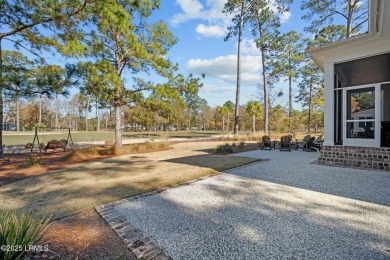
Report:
164,154,261,172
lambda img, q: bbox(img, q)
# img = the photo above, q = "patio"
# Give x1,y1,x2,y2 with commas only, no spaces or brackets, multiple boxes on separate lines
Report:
102,150,390,259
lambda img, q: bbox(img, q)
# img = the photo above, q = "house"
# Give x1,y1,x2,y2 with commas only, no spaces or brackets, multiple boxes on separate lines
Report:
2,122,16,131
307,0,390,170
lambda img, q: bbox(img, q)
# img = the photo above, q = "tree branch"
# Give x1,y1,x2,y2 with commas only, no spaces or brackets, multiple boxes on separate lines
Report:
3,38,47,64
0,0,90,39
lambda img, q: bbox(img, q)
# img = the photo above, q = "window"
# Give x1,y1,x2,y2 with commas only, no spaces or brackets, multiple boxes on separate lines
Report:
346,87,375,139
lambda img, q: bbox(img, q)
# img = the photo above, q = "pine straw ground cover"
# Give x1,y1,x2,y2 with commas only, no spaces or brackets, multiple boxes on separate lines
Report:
0,142,171,186
0,141,260,259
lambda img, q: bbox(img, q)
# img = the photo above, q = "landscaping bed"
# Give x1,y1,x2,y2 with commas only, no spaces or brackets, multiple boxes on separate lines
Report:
0,141,261,259
32,209,136,260
0,142,171,187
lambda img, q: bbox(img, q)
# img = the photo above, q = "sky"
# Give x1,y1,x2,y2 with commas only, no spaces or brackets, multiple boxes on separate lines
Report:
2,0,368,110
147,0,313,109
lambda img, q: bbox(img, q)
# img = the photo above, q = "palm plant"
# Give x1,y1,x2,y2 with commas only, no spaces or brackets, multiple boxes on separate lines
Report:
246,100,262,133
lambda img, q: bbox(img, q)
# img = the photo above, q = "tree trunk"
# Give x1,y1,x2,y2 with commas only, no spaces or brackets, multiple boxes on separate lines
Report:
96,98,100,131
234,0,245,135
0,39,3,155
252,113,256,133
189,108,192,130
39,94,42,125
346,1,353,37
114,90,122,146
85,96,90,131
222,115,225,133
308,81,313,133
55,92,59,130
16,98,20,132
261,48,269,134
227,115,230,132
289,74,292,132
257,16,269,134
105,110,108,131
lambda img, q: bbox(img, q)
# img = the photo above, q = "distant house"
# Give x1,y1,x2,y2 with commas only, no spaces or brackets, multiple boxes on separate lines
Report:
307,0,390,170
2,122,16,131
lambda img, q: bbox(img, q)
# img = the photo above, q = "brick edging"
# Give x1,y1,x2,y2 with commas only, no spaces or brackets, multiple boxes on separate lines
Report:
95,173,219,260
95,200,172,260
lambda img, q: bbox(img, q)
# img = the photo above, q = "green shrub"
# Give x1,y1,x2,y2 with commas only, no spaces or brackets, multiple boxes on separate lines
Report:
25,153,41,168
231,142,237,147
0,211,50,260
215,143,234,154
238,141,245,150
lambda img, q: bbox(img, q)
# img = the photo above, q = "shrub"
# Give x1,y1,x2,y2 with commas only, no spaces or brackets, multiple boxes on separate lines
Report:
104,140,114,145
0,211,50,260
238,141,245,150
63,147,99,161
215,143,234,154
25,153,41,168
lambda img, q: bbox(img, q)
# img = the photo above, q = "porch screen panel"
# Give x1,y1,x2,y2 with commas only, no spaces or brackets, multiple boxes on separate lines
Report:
346,87,375,139
335,53,390,87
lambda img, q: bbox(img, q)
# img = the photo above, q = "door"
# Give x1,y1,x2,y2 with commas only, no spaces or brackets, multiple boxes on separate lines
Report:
343,84,380,147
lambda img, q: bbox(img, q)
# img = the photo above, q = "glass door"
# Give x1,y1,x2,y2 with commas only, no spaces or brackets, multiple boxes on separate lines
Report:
343,85,380,147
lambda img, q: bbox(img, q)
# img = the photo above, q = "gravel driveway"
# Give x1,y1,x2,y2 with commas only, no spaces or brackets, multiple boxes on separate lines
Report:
114,150,390,259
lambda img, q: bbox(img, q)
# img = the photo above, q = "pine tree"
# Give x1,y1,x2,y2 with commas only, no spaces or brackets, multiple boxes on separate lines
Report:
76,1,182,146
271,31,307,131
0,0,92,154
296,61,324,132
301,0,368,38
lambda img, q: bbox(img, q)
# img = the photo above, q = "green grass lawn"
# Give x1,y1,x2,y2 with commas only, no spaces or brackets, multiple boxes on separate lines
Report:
3,131,220,146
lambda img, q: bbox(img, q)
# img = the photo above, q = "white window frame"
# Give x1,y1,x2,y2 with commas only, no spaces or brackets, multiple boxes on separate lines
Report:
343,84,381,147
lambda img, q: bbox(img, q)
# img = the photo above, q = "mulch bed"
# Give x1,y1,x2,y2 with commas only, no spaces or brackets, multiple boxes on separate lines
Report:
0,151,68,187
0,148,116,187
30,209,136,260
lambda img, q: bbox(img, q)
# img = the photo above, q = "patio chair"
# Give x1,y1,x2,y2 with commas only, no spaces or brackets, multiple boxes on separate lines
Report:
364,126,374,139
280,135,292,151
295,135,317,152
313,135,324,151
260,135,273,150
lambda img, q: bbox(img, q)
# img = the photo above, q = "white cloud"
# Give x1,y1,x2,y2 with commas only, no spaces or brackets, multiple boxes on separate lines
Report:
219,73,261,85
201,83,235,94
172,0,292,38
242,38,261,55
171,0,231,37
195,24,226,37
266,0,292,24
171,0,204,25
279,11,292,24
171,0,228,25
186,54,262,85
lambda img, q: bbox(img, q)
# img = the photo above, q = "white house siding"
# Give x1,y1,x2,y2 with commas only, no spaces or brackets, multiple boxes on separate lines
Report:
307,0,390,148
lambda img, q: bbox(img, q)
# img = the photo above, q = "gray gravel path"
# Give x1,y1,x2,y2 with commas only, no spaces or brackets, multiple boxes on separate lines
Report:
115,150,390,260
229,150,390,206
